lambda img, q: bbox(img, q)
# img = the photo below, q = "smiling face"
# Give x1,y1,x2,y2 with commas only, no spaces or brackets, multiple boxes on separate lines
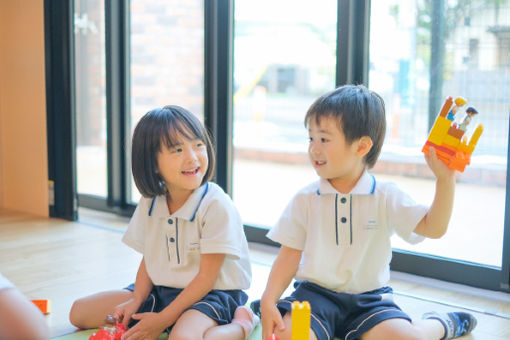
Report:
308,115,371,193
157,129,209,200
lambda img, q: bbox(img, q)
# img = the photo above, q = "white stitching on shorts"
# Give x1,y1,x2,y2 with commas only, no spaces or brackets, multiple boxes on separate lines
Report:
311,313,330,340
344,308,396,340
194,301,221,320
148,294,156,312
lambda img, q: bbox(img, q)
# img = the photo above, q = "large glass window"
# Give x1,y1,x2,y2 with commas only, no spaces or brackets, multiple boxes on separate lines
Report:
369,0,509,267
129,0,205,202
75,0,107,198
232,0,337,226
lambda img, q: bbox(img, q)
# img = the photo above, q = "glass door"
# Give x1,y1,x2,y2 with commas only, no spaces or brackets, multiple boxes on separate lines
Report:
75,0,108,198
129,0,205,204
232,0,337,227
368,0,509,289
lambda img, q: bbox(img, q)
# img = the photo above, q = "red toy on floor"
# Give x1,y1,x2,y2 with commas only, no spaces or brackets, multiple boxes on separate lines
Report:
88,316,126,340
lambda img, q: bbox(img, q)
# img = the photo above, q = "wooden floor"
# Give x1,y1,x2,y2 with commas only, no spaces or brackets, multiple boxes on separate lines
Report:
1,208,510,339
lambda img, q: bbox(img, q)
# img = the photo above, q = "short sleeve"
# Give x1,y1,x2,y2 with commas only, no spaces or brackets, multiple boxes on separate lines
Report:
385,183,428,244
199,197,244,259
122,198,150,253
267,194,307,250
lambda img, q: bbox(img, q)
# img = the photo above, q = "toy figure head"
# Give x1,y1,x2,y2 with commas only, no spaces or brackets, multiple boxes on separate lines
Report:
454,97,467,107
466,106,479,117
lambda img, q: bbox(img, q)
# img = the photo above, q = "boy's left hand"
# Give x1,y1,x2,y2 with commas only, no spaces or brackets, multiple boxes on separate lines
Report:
120,312,166,340
424,147,456,181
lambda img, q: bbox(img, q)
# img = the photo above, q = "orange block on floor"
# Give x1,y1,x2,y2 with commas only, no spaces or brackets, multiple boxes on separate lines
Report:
32,299,51,314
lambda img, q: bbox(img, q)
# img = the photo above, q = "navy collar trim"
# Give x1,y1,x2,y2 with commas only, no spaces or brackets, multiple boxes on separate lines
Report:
147,182,210,220
149,197,157,216
190,182,209,221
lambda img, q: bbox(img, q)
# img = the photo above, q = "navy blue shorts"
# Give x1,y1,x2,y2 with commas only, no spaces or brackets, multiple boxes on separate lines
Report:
276,281,411,340
125,284,248,333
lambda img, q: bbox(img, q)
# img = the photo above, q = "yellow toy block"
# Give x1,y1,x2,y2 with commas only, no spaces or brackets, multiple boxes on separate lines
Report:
466,124,484,154
291,301,311,340
443,134,461,149
32,299,51,314
427,116,451,145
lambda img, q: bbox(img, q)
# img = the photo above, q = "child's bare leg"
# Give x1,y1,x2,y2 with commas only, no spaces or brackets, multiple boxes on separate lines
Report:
0,287,50,340
204,322,245,340
169,309,221,340
170,307,259,340
361,318,444,340
273,312,318,340
69,289,133,329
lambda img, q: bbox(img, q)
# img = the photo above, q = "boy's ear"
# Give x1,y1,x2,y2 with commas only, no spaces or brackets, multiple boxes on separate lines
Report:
356,136,373,157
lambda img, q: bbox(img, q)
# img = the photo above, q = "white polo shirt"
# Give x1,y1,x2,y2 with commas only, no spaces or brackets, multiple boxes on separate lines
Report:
123,182,251,290
267,171,427,294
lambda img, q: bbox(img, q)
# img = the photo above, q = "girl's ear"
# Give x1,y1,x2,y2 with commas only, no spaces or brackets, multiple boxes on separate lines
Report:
356,136,373,157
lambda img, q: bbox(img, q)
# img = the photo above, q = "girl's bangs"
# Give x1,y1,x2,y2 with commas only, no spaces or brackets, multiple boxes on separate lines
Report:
160,119,202,148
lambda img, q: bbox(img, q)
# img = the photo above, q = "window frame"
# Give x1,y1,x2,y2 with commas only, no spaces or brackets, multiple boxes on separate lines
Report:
45,0,510,292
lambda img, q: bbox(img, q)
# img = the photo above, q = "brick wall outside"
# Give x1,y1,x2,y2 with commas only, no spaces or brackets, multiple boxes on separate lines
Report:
130,0,204,127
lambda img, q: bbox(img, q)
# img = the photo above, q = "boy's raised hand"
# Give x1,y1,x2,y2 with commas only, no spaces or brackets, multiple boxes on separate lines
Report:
424,147,456,181
261,302,285,340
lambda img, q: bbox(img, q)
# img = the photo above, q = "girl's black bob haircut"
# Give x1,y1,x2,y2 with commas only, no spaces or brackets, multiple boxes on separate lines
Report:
131,105,216,198
304,84,386,169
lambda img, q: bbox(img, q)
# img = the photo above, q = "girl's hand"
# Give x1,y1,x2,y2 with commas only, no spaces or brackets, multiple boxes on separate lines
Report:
113,298,142,328
425,147,456,181
261,301,285,340
121,312,166,340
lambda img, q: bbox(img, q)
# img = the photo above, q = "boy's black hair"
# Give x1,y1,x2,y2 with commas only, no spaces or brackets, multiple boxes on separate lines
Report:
305,84,386,168
131,105,216,198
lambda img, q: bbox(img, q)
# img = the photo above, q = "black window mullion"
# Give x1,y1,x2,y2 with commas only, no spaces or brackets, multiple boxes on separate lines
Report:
44,0,78,220
337,0,370,86
105,0,130,210
204,0,234,195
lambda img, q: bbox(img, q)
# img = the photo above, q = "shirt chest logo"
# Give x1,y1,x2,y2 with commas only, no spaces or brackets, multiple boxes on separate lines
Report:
364,219,379,230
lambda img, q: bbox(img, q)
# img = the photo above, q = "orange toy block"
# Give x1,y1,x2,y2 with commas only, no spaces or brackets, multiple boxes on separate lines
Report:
32,299,51,314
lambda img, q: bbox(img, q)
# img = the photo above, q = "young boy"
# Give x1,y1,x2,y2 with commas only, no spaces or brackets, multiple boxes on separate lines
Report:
258,85,477,340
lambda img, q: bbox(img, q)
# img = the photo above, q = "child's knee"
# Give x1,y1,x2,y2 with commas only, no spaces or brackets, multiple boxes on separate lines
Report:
69,298,86,327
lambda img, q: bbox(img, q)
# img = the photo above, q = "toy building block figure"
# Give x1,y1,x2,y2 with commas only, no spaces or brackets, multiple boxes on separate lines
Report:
446,96,467,121
458,107,479,132
423,96,483,172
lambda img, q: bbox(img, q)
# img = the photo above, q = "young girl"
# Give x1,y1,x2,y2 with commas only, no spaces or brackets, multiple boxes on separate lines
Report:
70,106,258,340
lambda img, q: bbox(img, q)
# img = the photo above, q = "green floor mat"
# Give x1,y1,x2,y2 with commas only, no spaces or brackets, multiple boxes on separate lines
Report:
53,324,262,340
